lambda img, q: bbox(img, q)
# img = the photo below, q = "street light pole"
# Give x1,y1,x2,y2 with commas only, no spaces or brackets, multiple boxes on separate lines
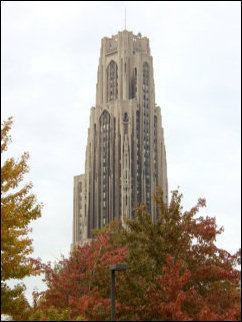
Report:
109,263,128,321
111,269,116,321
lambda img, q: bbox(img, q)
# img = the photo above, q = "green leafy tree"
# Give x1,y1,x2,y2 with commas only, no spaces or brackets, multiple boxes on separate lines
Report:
113,188,241,321
1,117,42,320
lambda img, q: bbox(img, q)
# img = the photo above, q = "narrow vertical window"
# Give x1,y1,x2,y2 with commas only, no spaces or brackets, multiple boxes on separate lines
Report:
154,116,158,181
132,68,137,99
143,62,151,212
107,61,118,102
136,110,141,205
99,111,111,226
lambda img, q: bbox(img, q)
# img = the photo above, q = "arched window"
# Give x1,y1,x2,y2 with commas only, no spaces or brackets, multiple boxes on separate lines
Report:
107,61,118,102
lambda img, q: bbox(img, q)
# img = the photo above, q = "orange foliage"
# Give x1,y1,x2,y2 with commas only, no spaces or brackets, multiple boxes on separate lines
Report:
1,117,42,320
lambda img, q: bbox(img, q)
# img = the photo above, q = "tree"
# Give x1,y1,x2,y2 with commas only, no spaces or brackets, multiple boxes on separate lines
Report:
1,117,42,320
113,188,241,321
31,225,128,321
28,188,241,321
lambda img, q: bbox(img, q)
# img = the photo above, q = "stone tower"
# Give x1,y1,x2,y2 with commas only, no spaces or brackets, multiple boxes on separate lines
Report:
73,30,168,246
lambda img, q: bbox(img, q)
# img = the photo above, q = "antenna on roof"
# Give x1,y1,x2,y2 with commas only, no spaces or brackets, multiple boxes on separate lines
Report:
125,8,126,30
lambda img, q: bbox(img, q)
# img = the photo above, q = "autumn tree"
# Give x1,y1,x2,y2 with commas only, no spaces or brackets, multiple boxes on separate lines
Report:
112,188,241,321
28,188,240,321
29,225,128,321
1,117,42,320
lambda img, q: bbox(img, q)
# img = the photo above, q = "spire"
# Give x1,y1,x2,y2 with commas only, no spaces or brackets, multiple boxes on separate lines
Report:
124,8,126,30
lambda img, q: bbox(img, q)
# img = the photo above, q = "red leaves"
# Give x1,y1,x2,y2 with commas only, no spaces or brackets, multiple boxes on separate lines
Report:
34,225,128,320
29,190,241,321
70,289,110,321
145,257,192,321
199,305,218,321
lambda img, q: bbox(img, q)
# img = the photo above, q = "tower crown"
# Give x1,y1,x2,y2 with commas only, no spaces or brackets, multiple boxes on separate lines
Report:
101,30,150,56
96,30,154,106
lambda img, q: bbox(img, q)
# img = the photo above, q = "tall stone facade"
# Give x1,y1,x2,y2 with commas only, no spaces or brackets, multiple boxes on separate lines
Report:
73,30,168,246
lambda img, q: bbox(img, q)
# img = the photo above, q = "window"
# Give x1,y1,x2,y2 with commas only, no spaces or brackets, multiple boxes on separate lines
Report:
132,68,137,98
107,61,118,102
154,116,158,180
99,110,111,226
143,62,151,210
143,62,149,86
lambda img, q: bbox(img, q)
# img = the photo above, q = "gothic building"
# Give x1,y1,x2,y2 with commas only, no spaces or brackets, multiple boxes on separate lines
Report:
73,30,168,246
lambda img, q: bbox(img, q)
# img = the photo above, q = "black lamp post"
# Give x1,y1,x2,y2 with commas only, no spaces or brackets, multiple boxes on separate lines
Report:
109,263,128,321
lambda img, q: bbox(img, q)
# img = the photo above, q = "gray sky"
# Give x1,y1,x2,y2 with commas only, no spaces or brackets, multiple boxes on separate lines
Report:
2,1,241,304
